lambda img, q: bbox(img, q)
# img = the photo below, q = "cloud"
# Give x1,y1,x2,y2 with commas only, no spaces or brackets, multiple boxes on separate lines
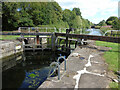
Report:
55,0,119,24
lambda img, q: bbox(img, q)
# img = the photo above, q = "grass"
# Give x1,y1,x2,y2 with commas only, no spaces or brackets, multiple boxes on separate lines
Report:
96,41,119,88
0,35,20,40
0,35,36,40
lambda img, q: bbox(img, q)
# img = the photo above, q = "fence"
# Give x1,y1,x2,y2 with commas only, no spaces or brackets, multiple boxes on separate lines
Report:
104,30,120,37
18,27,84,34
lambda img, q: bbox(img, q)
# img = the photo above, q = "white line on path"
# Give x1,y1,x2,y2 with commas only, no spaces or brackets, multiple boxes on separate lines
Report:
73,54,104,90
85,55,93,67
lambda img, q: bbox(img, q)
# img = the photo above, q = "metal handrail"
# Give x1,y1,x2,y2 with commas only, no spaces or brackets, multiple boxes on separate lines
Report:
49,62,60,80
48,56,66,80
57,56,66,71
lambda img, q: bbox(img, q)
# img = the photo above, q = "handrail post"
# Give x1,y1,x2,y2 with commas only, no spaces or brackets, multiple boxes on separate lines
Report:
50,62,60,80
58,64,60,80
57,56,66,71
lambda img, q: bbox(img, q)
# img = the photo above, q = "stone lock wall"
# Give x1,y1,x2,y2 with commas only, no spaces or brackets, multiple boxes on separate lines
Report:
0,41,23,59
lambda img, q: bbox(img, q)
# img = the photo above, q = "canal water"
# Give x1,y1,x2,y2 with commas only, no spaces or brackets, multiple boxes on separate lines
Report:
2,28,103,89
2,50,69,89
85,29,103,36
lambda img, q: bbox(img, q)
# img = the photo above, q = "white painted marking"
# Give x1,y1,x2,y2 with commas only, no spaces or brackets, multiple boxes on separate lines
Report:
73,68,87,89
91,61,100,64
71,53,80,57
22,41,25,45
85,55,93,67
73,54,104,89
16,45,21,50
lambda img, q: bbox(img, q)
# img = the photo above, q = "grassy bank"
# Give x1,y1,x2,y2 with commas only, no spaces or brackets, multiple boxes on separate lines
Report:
96,41,119,88
0,35,36,40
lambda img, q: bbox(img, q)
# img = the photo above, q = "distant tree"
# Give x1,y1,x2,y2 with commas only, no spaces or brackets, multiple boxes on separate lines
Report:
98,20,107,26
2,2,92,31
106,16,118,25
62,9,76,27
2,2,20,30
72,8,81,16
118,17,120,29
0,2,2,30
105,16,119,29
112,17,119,30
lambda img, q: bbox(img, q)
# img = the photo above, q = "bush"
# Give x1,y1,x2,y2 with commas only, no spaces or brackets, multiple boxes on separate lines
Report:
100,27,112,33
95,26,101,29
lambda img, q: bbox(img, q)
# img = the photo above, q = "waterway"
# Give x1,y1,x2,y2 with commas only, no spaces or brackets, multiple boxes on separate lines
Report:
2,50,69,89
2,28,103,89
85,28,103,36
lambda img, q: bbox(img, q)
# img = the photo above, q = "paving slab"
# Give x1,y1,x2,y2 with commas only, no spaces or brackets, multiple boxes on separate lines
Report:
79,74,108,88
38,40,110,89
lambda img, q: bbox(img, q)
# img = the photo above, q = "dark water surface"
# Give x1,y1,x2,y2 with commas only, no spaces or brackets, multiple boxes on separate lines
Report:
2,50,68,89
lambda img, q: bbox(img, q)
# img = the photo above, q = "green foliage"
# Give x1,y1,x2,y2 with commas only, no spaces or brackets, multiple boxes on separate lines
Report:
118,18,120,29
2,2,92,31
71,16,82,28
98,20,107,26
94,26,101,29
100,27,112,33
97,16,119,30
0,2,2,30
106,16,119,30
82,18,92,29
62,9,76,27
106,16,118,25
72,8,81,16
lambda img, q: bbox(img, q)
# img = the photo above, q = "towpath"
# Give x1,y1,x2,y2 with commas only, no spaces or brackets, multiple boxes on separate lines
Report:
39,40,111,88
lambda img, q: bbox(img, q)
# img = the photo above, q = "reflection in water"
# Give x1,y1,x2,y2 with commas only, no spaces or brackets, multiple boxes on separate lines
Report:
86,29,103,36
2,50,68,89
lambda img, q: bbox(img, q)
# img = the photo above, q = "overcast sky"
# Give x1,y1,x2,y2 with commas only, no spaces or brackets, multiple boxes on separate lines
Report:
55,0,119,24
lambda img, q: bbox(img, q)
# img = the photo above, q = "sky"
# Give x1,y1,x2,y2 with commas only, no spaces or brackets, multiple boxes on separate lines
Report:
55,0,119,24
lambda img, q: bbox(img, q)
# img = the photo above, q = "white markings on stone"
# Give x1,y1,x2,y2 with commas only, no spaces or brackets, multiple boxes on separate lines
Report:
91,61,100,64
71,53,80,57
15,45,21,50
85,55,93,67
73,54,104,89
73,68,86,89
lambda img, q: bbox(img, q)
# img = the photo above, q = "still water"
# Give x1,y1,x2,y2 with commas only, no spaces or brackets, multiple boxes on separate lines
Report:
85,29,103,36
2,50,68,89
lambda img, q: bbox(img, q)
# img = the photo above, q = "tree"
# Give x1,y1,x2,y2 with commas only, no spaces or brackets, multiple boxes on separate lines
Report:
105,16,119,29
62,9,76,27
98,20,107,26
0,2,1,18
2,2,92,31
72,8,81,16
118,17,120,29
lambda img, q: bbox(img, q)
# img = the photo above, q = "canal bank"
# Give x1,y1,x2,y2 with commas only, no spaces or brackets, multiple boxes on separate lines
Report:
39,40,112,88
0,40,23,59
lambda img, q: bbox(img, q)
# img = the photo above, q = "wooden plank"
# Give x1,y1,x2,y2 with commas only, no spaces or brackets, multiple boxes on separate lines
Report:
24,44,41,46
55,33,120,43
24,48,51,50
58,37,77,41
57,45,75,50
17,37,51,38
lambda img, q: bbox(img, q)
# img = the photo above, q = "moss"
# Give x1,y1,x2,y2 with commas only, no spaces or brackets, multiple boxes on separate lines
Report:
28,73,36,78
